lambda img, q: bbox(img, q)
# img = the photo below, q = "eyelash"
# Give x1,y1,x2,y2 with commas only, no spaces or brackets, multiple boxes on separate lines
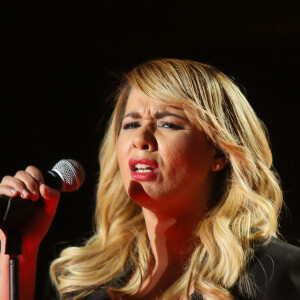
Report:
122,122,182,130
122,122,140,129
160,122,182,130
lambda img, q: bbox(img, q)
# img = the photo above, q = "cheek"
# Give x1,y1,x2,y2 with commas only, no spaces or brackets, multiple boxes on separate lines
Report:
161,134,213,178
158,137,195,188
162,135,197,165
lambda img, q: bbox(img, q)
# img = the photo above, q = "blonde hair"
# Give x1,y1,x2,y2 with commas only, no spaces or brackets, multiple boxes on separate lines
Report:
50,59,283,299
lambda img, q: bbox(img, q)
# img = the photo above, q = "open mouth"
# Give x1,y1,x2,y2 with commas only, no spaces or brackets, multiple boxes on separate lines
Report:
134,163,155,173
129,158,158,181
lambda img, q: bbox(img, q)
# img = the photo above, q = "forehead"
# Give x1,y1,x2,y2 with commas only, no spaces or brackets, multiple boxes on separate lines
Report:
124,87,184,115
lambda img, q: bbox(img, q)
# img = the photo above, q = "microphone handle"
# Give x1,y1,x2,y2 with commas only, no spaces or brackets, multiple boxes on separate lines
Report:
0,195,40,233
0,195,40,254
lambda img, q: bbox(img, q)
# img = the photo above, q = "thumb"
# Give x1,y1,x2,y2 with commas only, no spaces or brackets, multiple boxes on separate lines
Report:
39,184,60,216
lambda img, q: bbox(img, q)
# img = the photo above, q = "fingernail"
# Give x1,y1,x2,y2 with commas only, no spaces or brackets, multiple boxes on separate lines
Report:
21,189,30,198
10,189,17,195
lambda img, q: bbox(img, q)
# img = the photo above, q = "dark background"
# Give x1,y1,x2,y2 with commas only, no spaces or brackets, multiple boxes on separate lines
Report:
0,0,299,298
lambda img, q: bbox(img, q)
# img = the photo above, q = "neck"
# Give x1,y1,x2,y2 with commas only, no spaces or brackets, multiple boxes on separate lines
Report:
135,208,201,298
143,208,200,263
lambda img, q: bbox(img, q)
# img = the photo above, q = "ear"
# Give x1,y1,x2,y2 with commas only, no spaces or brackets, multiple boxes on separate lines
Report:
211,149,228,172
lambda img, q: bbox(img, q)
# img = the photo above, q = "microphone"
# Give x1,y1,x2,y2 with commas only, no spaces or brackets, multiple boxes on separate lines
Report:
0,159,85,247
40,159,85,192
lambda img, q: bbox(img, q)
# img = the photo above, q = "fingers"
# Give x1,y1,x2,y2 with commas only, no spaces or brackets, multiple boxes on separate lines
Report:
24,165,44,183
40,184,60,216
0,182,19,197
0,175,38,201
0,166,44,201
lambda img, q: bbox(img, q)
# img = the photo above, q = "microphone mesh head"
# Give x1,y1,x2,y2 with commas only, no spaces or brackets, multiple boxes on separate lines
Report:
51,159,85,192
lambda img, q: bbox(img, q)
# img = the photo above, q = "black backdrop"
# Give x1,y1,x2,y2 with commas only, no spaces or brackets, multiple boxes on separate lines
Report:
1,1,299,298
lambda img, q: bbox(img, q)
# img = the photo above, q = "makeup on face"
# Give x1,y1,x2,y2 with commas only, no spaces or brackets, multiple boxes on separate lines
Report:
129,158,158,181
116,88,217,216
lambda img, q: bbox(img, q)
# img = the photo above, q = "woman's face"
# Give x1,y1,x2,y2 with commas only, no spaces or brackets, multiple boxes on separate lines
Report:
116,88,219,216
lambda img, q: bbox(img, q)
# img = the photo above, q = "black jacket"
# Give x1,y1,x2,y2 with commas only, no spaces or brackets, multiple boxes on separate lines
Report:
84,238,300,300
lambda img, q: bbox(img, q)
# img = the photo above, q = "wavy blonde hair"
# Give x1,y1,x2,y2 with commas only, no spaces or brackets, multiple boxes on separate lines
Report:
50,59,283,299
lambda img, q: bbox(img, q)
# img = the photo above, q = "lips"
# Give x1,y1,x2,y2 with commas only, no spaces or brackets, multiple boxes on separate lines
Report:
129,158,158,181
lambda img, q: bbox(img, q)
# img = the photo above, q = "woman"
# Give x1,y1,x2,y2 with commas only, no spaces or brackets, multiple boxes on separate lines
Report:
0,59,299,300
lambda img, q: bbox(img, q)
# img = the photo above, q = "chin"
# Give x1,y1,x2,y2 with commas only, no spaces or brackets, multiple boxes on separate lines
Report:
127,181,160,209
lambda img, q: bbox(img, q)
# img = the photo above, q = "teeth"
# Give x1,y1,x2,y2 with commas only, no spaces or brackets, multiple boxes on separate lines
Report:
136,169,152,173
135,163,152,169
134,163,154,173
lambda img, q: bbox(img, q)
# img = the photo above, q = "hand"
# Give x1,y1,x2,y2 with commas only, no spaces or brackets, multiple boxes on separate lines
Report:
0,166,60,254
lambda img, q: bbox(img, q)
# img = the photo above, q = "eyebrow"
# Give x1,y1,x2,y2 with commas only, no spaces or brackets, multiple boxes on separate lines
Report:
123,111,186,120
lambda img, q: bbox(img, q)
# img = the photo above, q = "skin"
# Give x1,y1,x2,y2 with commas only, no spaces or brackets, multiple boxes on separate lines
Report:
0,166,60,300
0,87,227,300
116,88,226,299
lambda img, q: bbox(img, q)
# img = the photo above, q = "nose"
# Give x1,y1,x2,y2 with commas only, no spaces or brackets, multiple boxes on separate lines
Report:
132,125,157,151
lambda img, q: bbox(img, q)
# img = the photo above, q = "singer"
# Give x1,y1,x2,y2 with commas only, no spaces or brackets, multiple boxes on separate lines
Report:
1,59,300,299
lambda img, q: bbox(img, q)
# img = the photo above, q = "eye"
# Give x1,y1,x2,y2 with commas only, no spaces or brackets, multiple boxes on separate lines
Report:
122,121,141,129
159,122,182,130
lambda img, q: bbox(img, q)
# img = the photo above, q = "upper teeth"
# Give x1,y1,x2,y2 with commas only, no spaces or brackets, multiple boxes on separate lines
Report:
134,164,154,173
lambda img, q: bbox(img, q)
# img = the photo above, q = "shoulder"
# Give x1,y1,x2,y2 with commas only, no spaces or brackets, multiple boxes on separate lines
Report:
255,237,300,258
249,238,300,299
253,238,300,269
81,288,111,300
252,238,300,275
